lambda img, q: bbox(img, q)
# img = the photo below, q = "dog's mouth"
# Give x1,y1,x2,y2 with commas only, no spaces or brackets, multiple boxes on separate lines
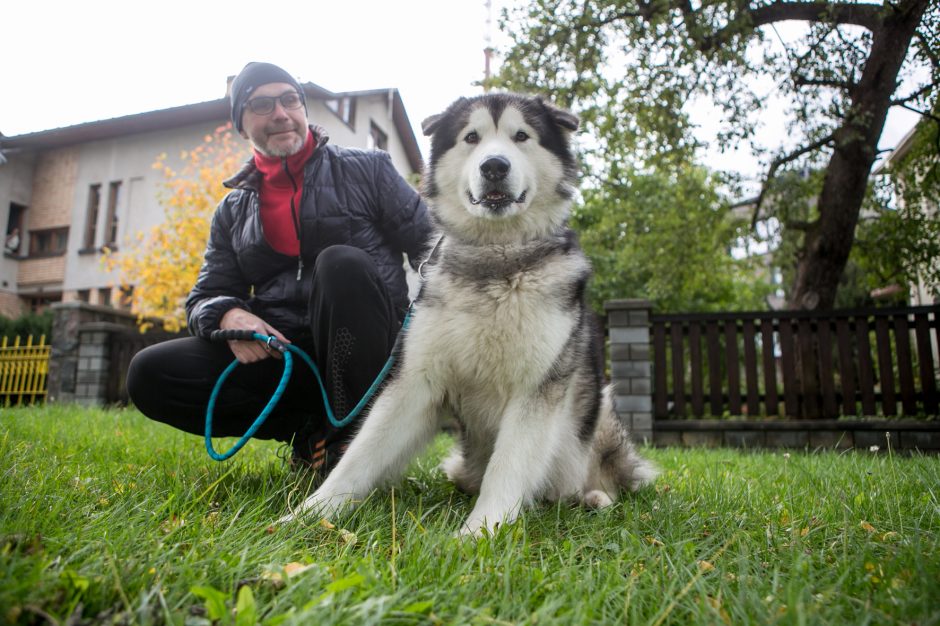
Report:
467,189,528,213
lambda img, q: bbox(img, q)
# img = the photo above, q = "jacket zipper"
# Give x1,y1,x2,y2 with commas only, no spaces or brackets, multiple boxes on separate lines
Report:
282,158,303,281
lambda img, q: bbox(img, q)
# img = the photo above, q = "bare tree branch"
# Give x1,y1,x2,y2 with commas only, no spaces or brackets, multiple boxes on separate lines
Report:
890,81,938,106
915,32,940,69
752,132,836,228
749,2,882,31
895,102,940,124
670,1,884,54
784,220,816,231
793,76,858,90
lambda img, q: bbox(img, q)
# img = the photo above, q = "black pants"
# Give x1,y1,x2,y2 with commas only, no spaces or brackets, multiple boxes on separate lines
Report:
126,245,402,445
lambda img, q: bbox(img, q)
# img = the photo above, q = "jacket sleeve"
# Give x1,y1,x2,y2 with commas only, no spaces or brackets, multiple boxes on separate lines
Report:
372,152,434,269
185,196,251,338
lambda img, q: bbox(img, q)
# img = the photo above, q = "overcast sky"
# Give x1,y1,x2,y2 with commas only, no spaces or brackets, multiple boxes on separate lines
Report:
1,0,921,186
0,1,501,153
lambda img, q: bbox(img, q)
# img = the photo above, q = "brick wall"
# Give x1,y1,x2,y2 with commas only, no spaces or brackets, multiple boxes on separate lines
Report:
605,299,653,444
28,148,78,228
0,290,24,318
17,256,66,287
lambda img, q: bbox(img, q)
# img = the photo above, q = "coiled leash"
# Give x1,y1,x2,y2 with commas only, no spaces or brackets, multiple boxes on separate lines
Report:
204,309,411,461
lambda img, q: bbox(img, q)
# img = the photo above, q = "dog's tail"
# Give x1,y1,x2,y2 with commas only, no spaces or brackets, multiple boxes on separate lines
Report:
588,386,658,494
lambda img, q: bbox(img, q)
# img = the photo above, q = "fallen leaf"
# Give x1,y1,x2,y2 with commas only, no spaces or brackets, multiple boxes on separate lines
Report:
698,560,715,573
860,521,876,533
319,519,336,530
283,562,315,578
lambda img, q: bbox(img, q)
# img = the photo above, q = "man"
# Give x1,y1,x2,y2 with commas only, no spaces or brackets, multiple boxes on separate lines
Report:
127,62,433,473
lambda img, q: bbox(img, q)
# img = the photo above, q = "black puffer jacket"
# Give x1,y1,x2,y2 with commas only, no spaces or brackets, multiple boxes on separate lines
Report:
186,126,432,339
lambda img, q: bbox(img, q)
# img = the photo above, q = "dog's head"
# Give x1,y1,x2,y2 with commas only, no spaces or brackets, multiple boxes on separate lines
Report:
421,93,579,244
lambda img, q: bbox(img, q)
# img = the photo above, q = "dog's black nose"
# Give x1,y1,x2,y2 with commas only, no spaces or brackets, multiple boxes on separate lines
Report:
480,156,511,182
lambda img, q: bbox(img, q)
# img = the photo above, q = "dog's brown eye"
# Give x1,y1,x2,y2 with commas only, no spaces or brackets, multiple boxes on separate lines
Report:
514,131,530,142
464,131,480,144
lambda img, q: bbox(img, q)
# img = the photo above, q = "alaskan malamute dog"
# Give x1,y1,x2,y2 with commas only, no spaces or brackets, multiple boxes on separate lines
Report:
283,93,656,537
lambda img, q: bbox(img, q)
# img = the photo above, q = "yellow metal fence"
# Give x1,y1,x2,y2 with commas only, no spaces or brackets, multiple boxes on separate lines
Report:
1,335,50,406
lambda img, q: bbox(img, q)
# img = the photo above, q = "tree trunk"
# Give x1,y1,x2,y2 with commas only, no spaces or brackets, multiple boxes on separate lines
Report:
789,0,930,310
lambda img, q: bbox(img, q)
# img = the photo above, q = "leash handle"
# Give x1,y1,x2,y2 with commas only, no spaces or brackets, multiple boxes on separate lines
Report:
210,329,256,342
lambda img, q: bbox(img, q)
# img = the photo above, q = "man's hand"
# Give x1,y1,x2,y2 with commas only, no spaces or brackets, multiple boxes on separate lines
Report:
219,308,291,364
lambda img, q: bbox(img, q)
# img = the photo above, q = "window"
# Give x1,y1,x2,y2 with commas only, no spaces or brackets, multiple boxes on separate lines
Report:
83,184,101,250
27,293,61,313
325,96,356,128
5,202,26,255
77,289,90,303
368,122,388,152
97,287,112,307
29,227,69,256
104,181,121,248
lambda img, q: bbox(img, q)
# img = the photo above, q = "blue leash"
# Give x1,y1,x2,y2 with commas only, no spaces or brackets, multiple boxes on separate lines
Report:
204,309,411,461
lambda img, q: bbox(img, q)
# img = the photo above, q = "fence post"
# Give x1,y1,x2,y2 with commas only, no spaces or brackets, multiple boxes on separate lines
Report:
605,299,653,445
47,302,140,405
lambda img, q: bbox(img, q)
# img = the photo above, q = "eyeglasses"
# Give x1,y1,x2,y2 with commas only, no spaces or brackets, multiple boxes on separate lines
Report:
244,91,304,115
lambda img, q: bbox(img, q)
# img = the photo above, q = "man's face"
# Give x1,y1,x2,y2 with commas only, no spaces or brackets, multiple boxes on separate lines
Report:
239,82,308,158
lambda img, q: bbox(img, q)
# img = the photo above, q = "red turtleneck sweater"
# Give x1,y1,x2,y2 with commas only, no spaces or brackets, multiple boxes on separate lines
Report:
253,129,316,257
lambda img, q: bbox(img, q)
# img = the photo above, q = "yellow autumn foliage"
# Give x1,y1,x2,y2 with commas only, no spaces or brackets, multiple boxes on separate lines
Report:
102,123,249,331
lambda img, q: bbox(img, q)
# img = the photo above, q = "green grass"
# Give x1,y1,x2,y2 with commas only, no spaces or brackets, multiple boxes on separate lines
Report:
1,406,938,625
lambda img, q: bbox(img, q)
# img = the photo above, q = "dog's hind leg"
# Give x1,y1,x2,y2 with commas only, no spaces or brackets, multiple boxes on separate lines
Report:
582,388,658,508
279,373,440,524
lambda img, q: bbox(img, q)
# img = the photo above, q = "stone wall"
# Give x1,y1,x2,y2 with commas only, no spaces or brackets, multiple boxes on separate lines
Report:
47,302,139,405
654,419,940,451
605,299,653,444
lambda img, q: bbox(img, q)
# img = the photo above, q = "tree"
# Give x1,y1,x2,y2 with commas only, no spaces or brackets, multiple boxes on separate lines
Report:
102,124,249,331
496,0,939,310
574,164,773,311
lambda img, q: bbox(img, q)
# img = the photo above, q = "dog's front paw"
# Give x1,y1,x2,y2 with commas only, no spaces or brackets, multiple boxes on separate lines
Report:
276,490,349,526
456,512,502,539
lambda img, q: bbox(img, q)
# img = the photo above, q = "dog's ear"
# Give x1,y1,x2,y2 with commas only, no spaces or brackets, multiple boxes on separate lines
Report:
549,105,579,133
421,113,444,137
538,97,579,133
423,97,473,137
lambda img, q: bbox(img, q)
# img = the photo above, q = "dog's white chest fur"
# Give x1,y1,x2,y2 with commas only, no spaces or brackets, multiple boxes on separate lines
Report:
408,244,582,401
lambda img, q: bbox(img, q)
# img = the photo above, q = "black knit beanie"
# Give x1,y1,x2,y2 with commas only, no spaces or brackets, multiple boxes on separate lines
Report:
230,62,306,132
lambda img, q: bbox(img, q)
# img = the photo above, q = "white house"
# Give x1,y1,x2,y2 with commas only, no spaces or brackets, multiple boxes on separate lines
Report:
874,123,938,307
0,79,423,318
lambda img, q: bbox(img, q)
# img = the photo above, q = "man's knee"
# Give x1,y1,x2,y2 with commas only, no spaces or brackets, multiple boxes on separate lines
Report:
312,245,381,299
126,343,162,414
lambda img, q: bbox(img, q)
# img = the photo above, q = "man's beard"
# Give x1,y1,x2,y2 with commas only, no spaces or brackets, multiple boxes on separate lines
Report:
255,127,304,158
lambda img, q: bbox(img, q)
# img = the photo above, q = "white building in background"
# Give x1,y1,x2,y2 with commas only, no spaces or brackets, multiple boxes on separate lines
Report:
875,124,938,307
0,79,423,318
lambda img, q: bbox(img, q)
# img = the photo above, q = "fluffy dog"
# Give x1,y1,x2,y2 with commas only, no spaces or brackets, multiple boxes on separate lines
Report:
281,93,656,536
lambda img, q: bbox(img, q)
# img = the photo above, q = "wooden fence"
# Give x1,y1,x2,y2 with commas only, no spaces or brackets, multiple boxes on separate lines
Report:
652,305,940,419
0,335,50,406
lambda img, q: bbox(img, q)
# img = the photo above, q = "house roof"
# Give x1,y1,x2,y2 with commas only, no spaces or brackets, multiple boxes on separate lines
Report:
0,82,424,173
872,124,919,176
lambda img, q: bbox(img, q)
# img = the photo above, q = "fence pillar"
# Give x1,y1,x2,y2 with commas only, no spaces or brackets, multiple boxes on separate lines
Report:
48,303,139,405
605,299,653,445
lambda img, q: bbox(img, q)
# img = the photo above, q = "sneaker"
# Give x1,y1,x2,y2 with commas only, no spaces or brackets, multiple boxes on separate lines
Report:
290,432,349,477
